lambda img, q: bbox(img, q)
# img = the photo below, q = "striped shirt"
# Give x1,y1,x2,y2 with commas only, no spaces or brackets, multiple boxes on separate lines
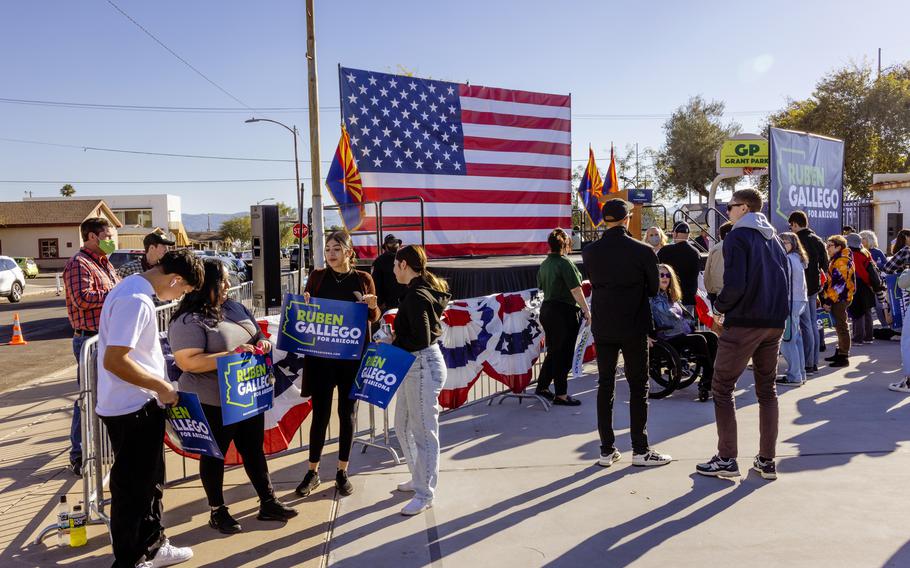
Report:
63,248,120,332
882,246,910,275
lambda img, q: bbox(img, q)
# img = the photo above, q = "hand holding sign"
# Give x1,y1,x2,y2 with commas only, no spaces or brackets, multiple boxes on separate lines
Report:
217,352,275,426
165,392,223,459
350,343,416,409
277,293,368,360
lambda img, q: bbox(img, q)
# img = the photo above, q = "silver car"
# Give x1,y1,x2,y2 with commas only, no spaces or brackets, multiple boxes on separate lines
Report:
0,255,26,303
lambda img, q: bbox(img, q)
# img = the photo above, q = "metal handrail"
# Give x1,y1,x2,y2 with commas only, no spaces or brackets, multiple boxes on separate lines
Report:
377,195,426,255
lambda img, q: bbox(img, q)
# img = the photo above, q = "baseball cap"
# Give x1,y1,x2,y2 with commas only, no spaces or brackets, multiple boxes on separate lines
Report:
673,222,690,234
845,233,863,249
383,233,402,246
143,232,176,249
601,199,632,222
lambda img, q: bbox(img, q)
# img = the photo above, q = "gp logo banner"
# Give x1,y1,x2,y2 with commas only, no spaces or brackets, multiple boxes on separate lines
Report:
165,392,224,459
277,293,368,360
350,343,416,409
217,352,274,426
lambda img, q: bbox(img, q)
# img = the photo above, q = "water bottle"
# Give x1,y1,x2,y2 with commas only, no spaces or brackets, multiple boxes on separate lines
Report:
69,504,87,547
56,496,69,547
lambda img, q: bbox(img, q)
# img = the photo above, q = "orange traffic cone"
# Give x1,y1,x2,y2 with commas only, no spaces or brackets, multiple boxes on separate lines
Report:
7,313,27,346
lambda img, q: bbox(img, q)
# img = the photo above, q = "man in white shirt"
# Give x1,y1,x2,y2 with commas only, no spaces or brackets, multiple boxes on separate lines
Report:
97,250,203,568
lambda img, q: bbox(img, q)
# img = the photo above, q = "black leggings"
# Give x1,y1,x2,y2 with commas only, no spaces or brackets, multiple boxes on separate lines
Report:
199,404,273,507
666,331,719,390
307,357,359,464
537,301,581,396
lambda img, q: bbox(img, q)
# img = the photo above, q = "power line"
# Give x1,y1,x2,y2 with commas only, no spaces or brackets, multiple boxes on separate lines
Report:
105,0,254,111
0,178,298,184
0,97,339,114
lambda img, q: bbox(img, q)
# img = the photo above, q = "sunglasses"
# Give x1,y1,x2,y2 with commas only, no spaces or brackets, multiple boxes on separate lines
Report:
726,202,745,212
659,272,671,278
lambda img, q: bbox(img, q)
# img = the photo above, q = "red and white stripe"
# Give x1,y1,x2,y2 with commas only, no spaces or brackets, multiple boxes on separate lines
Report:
353,84,571,258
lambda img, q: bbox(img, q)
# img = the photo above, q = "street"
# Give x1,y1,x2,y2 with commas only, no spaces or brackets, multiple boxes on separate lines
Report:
0,295,73,393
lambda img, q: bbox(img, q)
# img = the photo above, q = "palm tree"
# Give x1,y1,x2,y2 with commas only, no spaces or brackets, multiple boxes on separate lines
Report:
60,184,76,197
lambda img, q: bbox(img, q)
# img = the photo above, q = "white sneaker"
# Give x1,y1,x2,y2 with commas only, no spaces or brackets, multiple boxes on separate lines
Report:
400,497,433,516
597,449,621,468
397,479,416,492
136,563,154,568
888,378,910,393
149,540,193,567
632,449,673,467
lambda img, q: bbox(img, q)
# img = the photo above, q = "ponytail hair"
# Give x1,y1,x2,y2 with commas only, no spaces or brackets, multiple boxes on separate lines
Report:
395,245,449,293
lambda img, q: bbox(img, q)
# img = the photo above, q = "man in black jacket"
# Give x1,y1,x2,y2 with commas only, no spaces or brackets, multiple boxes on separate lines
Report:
696,189,788,481
657,222,701,309
582,199,672,469
371,234,408,313
789,211,829,372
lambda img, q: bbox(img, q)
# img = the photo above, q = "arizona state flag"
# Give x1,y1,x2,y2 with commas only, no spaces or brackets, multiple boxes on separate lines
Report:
604,145,620,194
577,147,604,226
326,125,365,230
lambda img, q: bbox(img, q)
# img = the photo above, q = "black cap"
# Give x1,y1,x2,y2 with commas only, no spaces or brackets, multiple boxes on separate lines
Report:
383,233,402,246
143,232,176,249
601,199,632,222
673,222,690,234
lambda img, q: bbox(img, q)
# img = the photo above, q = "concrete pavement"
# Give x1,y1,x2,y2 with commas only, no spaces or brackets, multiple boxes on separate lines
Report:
2,335,909,567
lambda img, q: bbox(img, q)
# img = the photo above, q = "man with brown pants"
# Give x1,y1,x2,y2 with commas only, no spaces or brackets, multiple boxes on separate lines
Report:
696,189,789,480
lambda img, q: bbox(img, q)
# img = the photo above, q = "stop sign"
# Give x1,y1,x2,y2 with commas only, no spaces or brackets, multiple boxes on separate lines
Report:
293,223,309,238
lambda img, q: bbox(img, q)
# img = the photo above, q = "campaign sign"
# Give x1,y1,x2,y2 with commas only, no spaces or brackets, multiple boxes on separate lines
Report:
350,343,415,409
885,274,909,330
217,352,274,426
816,310,834,329
166,392,223,459
277,293,368,360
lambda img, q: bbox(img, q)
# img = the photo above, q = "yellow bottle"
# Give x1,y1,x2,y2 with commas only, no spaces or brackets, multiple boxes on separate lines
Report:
69,504,87,547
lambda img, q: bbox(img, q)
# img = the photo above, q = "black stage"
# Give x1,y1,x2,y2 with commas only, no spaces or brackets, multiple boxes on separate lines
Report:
427,254,585,299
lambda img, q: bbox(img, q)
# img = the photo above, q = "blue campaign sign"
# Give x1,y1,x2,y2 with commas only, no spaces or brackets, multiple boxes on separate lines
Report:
350,343,416,409
166,392,224,459
277,293,368,360
217,352,275,426
885,274,908,331
768,128,845,238
627,189,653,204
816,311,834,329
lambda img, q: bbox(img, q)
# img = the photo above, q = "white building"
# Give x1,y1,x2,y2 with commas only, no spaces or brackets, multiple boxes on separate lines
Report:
871,173,910,252
25,193,189,248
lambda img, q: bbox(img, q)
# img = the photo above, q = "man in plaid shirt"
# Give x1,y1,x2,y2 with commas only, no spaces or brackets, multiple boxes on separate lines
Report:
63,217,120,476
117,232,174,279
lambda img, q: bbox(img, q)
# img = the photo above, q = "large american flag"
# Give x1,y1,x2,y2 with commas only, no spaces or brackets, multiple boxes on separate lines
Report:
338,66,572,258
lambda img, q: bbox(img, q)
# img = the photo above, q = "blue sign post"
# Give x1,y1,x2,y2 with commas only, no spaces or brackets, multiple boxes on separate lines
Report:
277,293,368,360
350,343,416,409
166,392,224,459
768,128,845,238
217,352,275,426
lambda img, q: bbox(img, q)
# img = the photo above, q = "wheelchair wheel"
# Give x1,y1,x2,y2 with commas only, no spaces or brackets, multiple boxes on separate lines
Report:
648,341,682,399
677,355,702,390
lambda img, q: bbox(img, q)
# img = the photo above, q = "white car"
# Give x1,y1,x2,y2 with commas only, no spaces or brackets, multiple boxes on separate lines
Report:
0,256,26,303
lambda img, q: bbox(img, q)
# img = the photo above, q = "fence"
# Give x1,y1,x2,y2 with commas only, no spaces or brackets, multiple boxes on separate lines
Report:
843,198,874,233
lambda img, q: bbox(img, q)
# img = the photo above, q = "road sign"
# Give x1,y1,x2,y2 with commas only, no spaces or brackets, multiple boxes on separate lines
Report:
293,223,309,239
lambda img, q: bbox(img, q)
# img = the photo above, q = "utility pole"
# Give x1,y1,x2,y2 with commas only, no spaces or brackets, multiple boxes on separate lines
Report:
635,142,640,188
207,213,211,232
305,0,325,269
878,47,882,80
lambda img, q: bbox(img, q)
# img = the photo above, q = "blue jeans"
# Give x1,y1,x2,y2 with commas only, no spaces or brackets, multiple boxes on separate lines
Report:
395,344,446,502
781,301,807,382
902,310,910,377
800,298,819,368
70,335,88,462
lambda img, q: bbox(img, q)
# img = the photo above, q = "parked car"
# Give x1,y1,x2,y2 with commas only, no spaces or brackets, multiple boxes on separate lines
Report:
13,257,39,279
108,249,145,269
289,245,310,271
0,256,26,303
240,250,253,266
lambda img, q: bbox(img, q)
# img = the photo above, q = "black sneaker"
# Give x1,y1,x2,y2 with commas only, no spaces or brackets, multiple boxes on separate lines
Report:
552,395,581,406
752,456,777,480
295,470,320,497
69,457,82,477
824,349,840,362
697,387,710,402
209,505,242,534
257,498,298,521
534,389,554,401
336,470,354,496
696,455,740,478
829,355,849,368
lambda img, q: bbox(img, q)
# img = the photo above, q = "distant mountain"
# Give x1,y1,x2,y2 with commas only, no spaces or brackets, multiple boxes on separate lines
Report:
182,212,246,233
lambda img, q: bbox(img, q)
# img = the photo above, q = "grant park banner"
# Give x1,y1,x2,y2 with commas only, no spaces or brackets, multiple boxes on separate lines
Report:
768,127,845,237
277,294,368,360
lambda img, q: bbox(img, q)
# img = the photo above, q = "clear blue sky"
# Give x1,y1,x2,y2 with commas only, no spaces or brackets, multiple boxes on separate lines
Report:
0,0,906,213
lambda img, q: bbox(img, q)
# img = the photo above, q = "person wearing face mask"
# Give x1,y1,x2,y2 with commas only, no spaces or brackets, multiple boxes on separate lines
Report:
295,230,380,500
644,226,667,254
169,259,296,534
96,250,204,568
62,217,121,477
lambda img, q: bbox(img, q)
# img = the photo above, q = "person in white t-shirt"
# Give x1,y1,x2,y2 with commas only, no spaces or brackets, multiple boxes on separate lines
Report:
97,250,203,568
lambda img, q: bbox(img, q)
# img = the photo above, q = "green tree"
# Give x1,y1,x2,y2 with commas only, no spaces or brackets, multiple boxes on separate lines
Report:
219,216,251,245
656,96,741,200
766,62,910,197
59,184,76,197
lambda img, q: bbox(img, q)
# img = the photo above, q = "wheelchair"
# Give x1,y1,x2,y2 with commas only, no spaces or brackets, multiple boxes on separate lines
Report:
648,338,704,399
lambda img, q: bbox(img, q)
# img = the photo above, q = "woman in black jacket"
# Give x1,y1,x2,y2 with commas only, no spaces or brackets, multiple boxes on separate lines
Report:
391,245,451,516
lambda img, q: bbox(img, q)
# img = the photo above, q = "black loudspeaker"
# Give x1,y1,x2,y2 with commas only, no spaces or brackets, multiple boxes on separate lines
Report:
251,205,281,310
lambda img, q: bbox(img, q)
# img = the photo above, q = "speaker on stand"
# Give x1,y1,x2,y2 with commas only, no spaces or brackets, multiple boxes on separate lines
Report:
251,204,282,314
